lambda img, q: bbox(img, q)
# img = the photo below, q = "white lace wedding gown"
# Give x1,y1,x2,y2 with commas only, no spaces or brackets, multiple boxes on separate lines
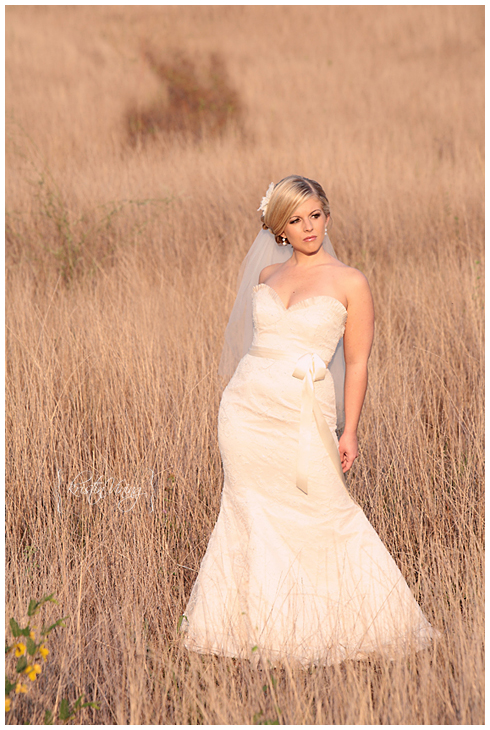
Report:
182,283,435,666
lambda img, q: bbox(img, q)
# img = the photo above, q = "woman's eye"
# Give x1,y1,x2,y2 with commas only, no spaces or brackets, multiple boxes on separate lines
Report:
289,218,300,224
312,213,320,219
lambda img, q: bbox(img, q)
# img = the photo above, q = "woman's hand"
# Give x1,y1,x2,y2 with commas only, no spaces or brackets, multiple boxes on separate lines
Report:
338,430,358,473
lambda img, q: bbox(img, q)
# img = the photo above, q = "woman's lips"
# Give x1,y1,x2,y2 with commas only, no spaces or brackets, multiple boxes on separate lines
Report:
303,236,316,241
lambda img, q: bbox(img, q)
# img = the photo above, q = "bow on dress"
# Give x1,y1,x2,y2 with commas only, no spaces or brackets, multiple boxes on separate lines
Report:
292,353,346,493
248,347,347,494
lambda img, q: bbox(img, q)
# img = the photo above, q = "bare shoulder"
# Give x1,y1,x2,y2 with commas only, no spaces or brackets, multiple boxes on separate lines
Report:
339,264,371,291
258,262,282,284
338,264,373,312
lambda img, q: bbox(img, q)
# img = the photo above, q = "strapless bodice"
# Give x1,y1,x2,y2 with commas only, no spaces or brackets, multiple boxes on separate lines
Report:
250,283,347,365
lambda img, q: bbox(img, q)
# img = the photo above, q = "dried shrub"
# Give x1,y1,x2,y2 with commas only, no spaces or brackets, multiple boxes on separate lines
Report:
127,50,243,145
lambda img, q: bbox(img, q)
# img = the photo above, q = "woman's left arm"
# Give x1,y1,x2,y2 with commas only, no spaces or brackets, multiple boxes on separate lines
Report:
339,269,375,472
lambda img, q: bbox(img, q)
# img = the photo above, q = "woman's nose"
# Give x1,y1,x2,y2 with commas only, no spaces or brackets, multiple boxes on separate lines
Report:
303,218,313,231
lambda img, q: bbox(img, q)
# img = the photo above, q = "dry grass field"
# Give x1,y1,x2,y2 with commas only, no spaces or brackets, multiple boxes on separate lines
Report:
5,5,484,725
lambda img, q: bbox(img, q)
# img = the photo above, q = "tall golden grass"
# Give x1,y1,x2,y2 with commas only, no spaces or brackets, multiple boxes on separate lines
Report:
6,5,484,724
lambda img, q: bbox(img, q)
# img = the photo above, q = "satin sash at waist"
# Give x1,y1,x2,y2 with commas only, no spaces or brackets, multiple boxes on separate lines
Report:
247,345,346,494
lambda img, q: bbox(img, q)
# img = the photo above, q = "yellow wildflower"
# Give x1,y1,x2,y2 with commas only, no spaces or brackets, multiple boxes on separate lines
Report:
5,698,11,712
14,642,26,657
29,630,36,640
39,644,50,661
15,682,28,694
24,664,42,681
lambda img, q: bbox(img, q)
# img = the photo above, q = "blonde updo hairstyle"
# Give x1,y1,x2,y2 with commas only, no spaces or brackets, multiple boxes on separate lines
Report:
261,175,331,246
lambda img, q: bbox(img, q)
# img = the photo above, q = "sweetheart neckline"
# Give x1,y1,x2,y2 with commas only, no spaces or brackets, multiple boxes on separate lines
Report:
253,283,348,315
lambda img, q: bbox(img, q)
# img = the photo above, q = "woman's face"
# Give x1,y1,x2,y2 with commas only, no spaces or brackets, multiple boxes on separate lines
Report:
281,196,329,253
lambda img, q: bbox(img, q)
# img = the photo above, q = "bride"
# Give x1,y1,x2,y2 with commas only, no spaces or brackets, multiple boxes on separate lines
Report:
182,175,437,666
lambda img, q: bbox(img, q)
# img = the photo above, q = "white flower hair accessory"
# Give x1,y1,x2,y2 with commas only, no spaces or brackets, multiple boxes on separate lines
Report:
257,182,275,215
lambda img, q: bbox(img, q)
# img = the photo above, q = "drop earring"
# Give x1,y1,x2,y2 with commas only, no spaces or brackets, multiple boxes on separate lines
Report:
281,236,288,246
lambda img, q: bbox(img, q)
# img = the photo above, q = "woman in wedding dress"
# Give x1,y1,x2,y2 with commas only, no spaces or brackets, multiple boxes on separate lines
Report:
182,176,436,666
